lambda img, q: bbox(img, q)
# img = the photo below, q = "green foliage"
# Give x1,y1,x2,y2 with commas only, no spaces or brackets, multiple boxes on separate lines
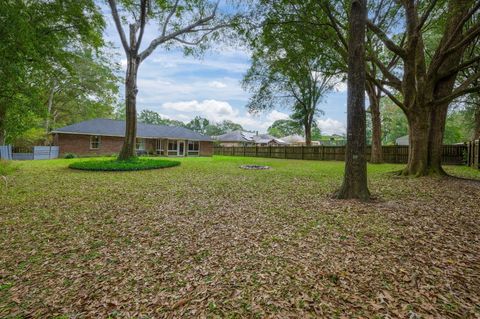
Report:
381,101,408,145
138,111,243,136
0,0,114,144
0,160,17,176
186,116,210,134
267,120,303,137
69,158,181,171
138,109,185,127
267,119,322,139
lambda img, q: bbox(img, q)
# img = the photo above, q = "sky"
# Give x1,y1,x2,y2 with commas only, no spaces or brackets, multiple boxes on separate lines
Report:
102,6,348,135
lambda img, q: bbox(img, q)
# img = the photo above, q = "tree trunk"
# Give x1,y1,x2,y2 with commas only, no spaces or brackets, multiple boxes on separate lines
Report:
366,82,383,163
474,107,480,140
118,55,139,160
0,104,6,145
45,85,55,145
304,120,312,146
402,108,430,176
427,103,449,175
337,0,370,201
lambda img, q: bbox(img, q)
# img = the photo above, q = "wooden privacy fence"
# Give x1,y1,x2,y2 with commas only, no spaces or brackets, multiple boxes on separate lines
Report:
466,140,479,169
214,144,467,165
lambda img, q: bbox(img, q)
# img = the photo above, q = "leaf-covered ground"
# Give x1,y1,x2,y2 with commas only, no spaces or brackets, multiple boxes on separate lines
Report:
1,156,479,318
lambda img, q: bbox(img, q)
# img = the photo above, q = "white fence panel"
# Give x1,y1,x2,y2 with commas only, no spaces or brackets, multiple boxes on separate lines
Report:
0,145,13,160
33,146,59,160
13,153,34,160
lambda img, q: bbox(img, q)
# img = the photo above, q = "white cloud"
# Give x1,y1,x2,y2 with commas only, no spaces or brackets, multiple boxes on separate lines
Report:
158,100,292,132
317,118,346,135
208,81,227,89
266,110,289,122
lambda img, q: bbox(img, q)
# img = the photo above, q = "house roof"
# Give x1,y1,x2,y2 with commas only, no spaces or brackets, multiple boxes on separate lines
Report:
212,130,285,144
212,130,251,142
281,134,305,144
52,119,212,141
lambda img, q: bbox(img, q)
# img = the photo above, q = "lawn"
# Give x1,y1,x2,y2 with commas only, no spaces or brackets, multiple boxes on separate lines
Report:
1,156,479,318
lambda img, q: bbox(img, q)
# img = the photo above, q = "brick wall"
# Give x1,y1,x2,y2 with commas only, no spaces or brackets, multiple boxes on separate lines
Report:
55,134,123,156
55,133,214,157
200,141,213,156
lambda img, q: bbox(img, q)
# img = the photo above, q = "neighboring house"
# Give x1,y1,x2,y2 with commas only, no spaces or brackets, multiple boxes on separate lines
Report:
212,130,285,146
52,119,213,157
281,134,305,145
396,135,409,145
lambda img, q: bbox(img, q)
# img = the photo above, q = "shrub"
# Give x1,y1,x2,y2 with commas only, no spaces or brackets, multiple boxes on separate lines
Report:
64,153,77,159
68,157,181,171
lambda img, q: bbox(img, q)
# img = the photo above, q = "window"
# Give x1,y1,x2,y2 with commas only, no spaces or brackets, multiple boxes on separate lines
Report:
90,135,100,149
168,140,178,151
155,139,163,154
167,140,178,156
188,141,200,156
188,141,199,151
136,138,145,151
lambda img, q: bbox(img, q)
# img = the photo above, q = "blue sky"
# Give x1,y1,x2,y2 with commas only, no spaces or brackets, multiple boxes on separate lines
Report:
102,7,347,135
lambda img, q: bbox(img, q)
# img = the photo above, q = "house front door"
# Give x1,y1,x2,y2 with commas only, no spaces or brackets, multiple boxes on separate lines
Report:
178,141,185,156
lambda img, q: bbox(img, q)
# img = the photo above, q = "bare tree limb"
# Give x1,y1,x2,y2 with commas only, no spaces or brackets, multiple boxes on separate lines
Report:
139,1,221,62
134,0,149,54
108,0,130,55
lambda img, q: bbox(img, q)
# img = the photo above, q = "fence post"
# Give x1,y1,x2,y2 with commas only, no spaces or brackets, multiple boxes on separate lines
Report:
301,146,304,160
255,145,258,157
284,146,287,159
269,145,272,158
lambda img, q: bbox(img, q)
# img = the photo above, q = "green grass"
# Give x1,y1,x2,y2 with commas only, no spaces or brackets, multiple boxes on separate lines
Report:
68,157,181,171
0,160,17,176
1,156,480,318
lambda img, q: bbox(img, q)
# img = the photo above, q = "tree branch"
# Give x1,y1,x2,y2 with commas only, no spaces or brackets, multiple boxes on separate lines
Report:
439,54,480,80
134,0,148,54
367,20,406,59
417,0,438,32
139,1,220,62
367,73,406,112
108,0,130,55
162,0,180,37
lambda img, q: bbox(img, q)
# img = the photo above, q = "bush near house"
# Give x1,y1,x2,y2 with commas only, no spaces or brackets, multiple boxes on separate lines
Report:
68,157,180,171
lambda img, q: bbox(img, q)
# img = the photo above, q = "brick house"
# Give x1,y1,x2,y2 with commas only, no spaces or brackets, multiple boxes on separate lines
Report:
52,119,213,157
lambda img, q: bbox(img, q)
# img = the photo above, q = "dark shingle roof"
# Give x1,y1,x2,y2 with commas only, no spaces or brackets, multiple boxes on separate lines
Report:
212,130,251,142
52,119,212,141
212,130,285,144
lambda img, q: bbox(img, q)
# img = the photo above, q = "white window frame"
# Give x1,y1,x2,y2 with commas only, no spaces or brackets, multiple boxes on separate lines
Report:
136,138,145,151
155,139,163,154
168,140,178,156
90,135,101,150
187,140,200,156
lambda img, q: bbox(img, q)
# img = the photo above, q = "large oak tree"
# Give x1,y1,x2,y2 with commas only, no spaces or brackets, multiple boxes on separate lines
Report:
336,0,370,200
107,0,230,160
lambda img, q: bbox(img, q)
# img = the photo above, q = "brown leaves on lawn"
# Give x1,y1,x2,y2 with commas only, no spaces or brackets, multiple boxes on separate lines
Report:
0,158,479,318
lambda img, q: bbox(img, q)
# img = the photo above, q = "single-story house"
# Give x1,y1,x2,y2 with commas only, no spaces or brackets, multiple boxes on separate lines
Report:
52,119,213,157
281,134,305,145
395,135,409,146
212,130,286,146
